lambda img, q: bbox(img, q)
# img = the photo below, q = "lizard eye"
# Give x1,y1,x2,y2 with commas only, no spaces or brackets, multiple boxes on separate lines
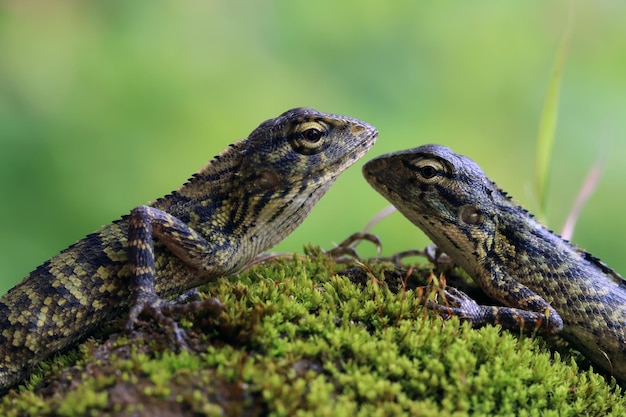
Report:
411,158,446,183
302,128,322,142
290,121,330,155
419,165,437,179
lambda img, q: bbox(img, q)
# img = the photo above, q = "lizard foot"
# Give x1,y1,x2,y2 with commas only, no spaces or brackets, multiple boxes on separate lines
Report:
424,286,484,323
421,287,491,326
379,244,455,267
325,232,382,262
127,296,190,350
126,295,223,350
421,286,560,333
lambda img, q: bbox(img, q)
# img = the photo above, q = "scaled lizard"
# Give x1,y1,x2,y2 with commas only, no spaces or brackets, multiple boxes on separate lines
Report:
0,107,377,392
363,144,626,381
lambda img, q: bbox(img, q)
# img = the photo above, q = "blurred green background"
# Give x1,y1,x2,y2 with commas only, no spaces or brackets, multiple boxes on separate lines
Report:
1,1,625,294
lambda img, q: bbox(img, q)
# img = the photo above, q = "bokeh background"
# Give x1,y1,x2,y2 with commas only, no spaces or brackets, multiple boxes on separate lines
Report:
1,1,625,294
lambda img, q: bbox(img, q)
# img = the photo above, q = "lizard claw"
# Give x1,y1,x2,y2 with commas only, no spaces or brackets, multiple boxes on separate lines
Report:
423,286,483,322
378,244,455,267
325,232,382,262
127,295,225,351
126,296,191,350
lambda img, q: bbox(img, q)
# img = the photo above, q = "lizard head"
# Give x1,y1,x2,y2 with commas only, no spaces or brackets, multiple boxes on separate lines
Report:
242,107,377,186
177,107,377,270
232,107,378,246
362,144,512,267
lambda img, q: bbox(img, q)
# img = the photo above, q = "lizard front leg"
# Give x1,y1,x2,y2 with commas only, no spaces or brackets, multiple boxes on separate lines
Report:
126,205,221,345
429,287,563,334
429,265,564,335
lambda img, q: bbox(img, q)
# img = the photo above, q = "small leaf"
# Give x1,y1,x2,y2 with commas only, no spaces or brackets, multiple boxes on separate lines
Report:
534,10,574,221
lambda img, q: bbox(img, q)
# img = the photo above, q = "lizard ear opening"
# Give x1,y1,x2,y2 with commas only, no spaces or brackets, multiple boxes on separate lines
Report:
459,204,483,225
255,169,282,190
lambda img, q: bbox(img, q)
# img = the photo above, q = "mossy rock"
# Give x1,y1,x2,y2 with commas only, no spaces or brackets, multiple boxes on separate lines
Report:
2,249,624,416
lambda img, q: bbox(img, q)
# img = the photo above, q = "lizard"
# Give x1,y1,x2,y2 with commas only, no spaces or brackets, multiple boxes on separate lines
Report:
0,107,377,393
362,144,626,382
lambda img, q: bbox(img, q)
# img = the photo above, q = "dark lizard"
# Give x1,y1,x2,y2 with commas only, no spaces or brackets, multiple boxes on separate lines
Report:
362,144,626,381
0,107,377,393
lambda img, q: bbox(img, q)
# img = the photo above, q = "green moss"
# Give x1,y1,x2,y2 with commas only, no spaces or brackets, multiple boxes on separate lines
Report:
1,252,624,416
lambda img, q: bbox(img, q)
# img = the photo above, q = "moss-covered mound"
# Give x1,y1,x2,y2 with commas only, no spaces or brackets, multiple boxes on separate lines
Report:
2,251,624,416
